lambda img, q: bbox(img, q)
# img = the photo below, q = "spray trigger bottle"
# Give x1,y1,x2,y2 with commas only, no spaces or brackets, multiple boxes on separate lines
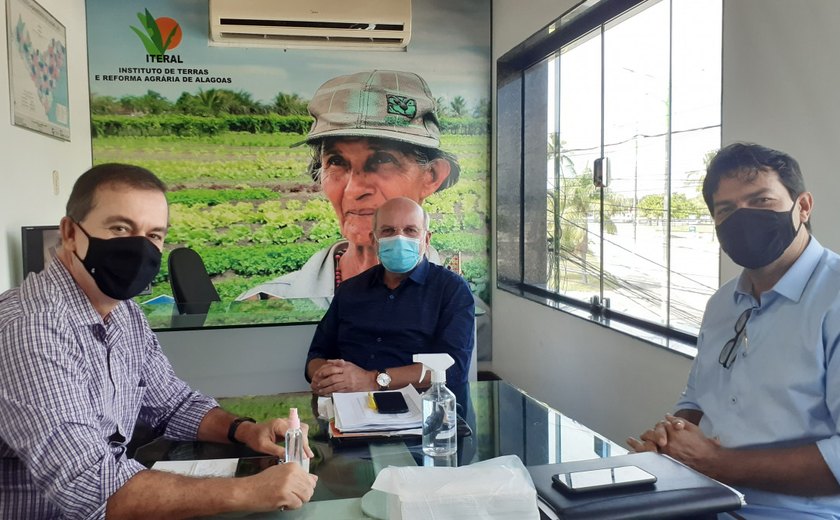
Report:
414,353,457,456
285,408,305,466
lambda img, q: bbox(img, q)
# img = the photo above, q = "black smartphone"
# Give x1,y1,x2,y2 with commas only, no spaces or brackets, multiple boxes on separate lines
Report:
234,456,280,477
552,465,656,493
372,391,409,414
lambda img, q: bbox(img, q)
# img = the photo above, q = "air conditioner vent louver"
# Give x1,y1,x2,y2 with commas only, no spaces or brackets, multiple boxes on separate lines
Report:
219,33,405,45
219,18,404,32
209,0,412,50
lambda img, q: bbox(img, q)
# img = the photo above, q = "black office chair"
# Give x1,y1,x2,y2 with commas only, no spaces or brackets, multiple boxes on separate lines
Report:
168,247,220,315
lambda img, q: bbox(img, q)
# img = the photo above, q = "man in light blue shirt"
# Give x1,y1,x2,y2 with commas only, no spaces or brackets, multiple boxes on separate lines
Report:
629,143,840,518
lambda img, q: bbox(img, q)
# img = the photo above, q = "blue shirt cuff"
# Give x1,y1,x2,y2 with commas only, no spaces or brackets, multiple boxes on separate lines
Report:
816,437,840,485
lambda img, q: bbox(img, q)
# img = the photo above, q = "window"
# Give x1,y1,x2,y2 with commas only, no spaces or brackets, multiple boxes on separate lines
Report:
497,0,722,343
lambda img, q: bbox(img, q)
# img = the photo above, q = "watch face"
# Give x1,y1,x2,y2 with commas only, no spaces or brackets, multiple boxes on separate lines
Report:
376,372,391,387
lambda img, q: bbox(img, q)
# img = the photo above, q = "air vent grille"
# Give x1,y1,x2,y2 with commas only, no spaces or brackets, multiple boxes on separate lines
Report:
209,0,412,50
219,18,404,32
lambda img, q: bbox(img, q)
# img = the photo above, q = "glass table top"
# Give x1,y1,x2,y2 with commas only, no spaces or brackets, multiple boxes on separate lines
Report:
135,380,626,510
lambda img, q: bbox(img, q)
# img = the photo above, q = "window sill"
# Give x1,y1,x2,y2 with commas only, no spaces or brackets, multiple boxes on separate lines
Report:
497,282,698,359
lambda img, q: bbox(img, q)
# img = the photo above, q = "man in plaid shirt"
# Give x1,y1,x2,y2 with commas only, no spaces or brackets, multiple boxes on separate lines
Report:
0,164,317,519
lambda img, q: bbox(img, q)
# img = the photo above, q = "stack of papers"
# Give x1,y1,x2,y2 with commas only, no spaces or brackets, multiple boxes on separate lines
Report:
332,385,423,436
152,458,239,477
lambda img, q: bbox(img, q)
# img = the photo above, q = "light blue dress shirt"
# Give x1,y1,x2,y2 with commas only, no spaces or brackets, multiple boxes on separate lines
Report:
677,237,840,519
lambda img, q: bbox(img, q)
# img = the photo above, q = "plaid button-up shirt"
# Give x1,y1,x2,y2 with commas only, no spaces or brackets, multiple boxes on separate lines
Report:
0,260,218,519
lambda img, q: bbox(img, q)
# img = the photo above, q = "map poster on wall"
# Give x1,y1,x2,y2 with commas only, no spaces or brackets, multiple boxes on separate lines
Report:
5,0,70,140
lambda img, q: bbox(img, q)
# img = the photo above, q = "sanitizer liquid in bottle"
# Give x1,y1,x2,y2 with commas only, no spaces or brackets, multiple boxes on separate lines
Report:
414,353,457,456
285,408,305,465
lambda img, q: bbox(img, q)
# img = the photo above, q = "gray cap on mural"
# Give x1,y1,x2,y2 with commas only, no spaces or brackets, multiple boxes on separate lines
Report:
305,69,459,190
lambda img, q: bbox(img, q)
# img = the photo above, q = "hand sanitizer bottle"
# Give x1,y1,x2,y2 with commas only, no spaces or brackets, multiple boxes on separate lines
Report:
414,353,457,456
285,408,305,465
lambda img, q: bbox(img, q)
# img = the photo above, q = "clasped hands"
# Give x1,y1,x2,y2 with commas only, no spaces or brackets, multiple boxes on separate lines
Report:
310,359,374,396
627,414,724,477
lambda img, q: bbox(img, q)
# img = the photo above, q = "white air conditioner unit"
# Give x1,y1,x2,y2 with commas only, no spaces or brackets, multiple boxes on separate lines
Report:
209,0,412,51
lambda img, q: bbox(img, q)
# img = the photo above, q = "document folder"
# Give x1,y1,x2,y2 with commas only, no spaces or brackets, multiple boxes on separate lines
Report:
327,420,421,445
528,452,744,519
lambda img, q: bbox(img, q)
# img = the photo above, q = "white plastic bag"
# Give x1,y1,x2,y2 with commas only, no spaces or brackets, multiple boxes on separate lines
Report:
371,455,539,520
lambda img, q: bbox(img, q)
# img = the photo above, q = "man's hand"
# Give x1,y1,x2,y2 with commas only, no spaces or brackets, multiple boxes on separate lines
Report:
627,414,689,453
239,462,318,511
106,462,318,518
657,418,723,477
628,415,723,475
236,419,315,459
309,359,375,396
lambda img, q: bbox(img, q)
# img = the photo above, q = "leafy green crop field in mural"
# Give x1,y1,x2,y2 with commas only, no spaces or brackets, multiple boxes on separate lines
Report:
92,128,490,304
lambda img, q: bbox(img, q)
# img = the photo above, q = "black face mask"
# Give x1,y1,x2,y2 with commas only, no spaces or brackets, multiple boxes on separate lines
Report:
74,223,162,300
715,203,802,270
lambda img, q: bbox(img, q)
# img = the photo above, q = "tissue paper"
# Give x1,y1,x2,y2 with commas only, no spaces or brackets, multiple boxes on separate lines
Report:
371,455,538,520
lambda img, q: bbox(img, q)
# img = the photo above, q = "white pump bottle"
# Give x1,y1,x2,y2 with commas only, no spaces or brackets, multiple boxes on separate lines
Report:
413,353,457,456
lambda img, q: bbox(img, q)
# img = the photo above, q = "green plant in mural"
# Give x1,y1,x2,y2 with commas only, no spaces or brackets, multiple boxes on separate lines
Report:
98,129,490,305
130,9,179,56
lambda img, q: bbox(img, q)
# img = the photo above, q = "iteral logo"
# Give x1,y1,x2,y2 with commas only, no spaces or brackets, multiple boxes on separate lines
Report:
130,9,183,63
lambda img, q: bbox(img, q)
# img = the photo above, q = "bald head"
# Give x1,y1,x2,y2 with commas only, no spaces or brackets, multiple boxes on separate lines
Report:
372,197,432,275
373,197,429,233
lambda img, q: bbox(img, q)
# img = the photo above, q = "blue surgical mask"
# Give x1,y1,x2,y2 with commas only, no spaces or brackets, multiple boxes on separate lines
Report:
377,235,423,274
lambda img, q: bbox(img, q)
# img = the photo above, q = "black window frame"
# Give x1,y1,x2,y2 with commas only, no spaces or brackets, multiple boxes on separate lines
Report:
495,0,710,348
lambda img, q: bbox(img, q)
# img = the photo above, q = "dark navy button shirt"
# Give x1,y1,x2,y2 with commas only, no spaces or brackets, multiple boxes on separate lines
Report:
306,258,475,388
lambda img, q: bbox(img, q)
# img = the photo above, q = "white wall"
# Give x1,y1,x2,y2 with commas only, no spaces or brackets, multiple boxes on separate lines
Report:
490,0,840,445
721,0,840,271
157,324,316,397
0,0,91,291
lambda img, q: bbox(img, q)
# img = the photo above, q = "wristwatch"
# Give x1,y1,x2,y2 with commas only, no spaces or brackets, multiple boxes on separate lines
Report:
227,417,256,444
376,369,391,391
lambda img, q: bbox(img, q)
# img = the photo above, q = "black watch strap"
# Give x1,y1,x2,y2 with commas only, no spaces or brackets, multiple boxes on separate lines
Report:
227,417,256,444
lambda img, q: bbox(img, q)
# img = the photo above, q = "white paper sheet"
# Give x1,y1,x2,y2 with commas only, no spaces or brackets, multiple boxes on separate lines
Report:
333,385,423,432
152,458,239,478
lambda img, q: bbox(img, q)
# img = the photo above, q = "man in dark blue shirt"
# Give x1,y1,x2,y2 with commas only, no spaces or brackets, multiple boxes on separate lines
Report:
306,197,474,401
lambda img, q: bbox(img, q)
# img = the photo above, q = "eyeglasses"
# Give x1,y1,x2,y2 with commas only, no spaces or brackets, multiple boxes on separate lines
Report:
719,307,753,369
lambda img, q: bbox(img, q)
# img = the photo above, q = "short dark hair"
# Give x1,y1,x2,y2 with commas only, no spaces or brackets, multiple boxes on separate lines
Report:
306,136,460,191
703,142,810,230
66,163,167,222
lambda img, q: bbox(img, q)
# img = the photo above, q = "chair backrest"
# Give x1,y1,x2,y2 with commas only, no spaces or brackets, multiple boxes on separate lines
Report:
168,247,220,315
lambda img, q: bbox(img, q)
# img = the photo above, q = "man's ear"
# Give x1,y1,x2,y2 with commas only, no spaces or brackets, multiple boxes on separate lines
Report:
418,158,452,199
797,191,814,225
422,230,432,255
59,216,77,252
